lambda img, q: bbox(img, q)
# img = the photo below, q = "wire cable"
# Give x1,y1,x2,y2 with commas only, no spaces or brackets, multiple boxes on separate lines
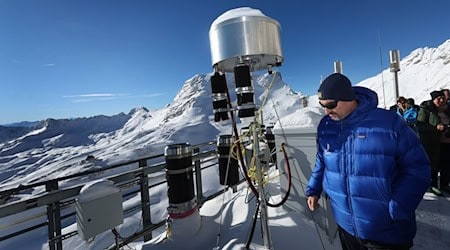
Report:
378,30,387,108
214,123,237,249
266,143,291,208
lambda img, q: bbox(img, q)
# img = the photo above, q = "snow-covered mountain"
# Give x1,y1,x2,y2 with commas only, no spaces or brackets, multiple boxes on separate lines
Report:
0,72,302,191
358,39,450,108
1,38,449,192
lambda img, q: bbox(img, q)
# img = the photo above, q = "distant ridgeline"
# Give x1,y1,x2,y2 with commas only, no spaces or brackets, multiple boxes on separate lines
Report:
0,126,32,143
0,122,41,143
0,122,41,144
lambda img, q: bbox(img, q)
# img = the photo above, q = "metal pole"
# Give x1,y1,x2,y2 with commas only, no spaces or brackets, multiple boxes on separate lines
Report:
393,71,399,101
253,119,273,250
389,50,401,100
194,147,204,206
46,180,62,250
139,159,152,241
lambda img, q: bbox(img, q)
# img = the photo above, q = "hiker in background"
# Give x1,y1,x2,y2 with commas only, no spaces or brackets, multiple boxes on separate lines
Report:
389,96,407,116
407,98,420,113
442,88,450,106
417,90,448,196
438,90,450,193
306,73,430,250
397,96,408,116
403,98,419,136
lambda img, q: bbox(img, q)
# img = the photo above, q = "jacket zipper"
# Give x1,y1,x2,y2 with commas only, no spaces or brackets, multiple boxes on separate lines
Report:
343,122,357,237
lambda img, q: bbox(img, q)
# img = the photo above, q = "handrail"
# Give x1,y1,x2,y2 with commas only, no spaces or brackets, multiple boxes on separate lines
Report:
0,141,217,198
0,140,223,249
0,153,163,198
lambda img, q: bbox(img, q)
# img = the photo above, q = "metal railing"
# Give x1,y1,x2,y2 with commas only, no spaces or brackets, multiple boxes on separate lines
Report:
0,140,231,250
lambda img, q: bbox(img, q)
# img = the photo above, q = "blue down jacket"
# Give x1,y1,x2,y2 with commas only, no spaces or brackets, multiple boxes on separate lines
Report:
306,86,430,244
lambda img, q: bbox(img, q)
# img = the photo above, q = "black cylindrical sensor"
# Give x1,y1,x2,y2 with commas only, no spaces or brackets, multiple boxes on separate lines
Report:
165,143,196,217
234,65,255,118
211,72,229,122
217,134,239,186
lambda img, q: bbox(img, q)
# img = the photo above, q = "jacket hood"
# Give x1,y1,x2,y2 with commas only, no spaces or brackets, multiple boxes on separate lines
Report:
354,86,378,110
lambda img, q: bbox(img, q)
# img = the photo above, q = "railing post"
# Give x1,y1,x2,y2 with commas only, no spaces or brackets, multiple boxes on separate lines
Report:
46,180,62,250
139,159,152,241
193,147,204,206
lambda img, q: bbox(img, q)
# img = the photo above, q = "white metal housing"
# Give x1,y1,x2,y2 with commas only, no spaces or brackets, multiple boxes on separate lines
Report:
274,127,338,242
76,179,123,240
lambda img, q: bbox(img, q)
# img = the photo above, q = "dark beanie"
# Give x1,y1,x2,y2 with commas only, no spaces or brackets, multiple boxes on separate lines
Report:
430,90,444,101
318,73,355,101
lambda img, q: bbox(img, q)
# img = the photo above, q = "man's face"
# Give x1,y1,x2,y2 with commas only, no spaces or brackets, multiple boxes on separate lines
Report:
397,100,406,110
319,99,353,121
433,96,446,108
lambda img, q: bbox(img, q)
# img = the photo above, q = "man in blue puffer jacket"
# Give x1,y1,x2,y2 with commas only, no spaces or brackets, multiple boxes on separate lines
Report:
306,73,430,250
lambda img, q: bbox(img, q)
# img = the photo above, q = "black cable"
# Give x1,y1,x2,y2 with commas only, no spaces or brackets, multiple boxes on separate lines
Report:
245,201,260,249
267,142,292,207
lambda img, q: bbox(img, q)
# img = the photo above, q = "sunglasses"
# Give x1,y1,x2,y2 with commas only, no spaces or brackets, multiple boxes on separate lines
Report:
319,100,339,109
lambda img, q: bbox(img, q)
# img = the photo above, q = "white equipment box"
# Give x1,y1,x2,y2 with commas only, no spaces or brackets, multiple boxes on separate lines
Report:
76,179,123,240
274,127,338,241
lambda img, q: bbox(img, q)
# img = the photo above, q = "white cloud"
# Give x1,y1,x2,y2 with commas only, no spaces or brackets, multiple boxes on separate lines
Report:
63,93,127,98
142,93,165,97
63,93,129,103
63,93,165,103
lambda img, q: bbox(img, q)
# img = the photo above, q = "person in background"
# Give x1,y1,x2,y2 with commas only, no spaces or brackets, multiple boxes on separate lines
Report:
389,96,407,116
396,96,407,116
417,90,448,196
407,98,420,113
306,73,430,250
442,88,450,106
403,98,419,136
437,90,450,193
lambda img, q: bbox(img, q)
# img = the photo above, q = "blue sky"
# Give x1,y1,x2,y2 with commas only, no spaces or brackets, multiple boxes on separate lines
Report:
1,0,449,124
